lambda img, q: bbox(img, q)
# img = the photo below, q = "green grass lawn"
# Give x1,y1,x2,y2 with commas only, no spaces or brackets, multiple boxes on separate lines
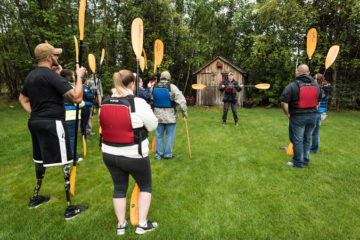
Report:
0,99,359,240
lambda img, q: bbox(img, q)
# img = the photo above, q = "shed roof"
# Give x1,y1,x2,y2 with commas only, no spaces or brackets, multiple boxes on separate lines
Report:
193,56,247,75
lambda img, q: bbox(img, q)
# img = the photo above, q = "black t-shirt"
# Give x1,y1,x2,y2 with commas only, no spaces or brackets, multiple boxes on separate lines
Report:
21,67,73,120
280,74,321,115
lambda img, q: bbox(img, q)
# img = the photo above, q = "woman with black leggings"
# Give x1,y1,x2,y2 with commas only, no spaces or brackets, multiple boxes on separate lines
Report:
99,70,158,235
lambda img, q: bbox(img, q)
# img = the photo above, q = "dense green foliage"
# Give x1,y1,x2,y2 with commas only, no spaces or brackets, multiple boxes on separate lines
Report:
1,0,359,109
1,100,360,239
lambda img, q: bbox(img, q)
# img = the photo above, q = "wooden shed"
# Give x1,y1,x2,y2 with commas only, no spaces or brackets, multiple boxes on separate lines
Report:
193,56,247,106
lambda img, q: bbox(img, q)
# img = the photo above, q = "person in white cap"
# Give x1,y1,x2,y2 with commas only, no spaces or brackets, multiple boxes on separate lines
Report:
18,43,88,220
151,71,188,159
219,72,242,126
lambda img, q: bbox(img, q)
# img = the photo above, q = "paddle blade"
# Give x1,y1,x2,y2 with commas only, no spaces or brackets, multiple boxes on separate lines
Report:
82,135,87,157
131,18,144,59
140,56,145,72
74,36,79,63
78,0,86,40
286,143,294,155
70,166,77,196
130,184,140,226
142,48,148,69
325,45,340,69
255,83,270,90
44,40,48,44
152,136,156,153
88,54,96,73
154,39,164,72
192,84,206,90
306,28,317,59
100,48,105,65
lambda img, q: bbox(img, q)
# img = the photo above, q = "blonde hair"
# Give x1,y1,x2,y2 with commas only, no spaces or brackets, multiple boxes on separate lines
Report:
112,70,135,97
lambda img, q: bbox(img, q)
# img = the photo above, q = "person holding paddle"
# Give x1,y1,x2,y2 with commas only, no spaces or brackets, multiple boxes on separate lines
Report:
280,64,321,168
18,43,88,219
151,71,188,160
310,73,331,153
99,70,158,235
220,72,242,126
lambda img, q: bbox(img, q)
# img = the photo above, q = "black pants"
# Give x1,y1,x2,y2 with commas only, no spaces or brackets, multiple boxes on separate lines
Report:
81,106,91,136
103,153,152,198
222,101,238,122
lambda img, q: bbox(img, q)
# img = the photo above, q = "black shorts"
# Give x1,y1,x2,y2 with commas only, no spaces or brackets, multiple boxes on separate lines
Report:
103,153,152,198
28,119,73,167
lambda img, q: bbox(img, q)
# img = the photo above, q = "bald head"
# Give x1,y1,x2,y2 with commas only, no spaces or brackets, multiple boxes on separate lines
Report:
296,64,310,76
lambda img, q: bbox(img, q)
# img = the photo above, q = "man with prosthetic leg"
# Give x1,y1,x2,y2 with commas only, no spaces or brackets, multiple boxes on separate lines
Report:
19,43,88,219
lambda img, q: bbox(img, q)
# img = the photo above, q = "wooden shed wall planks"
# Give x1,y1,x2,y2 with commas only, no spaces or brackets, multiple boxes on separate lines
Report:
195,59,245,106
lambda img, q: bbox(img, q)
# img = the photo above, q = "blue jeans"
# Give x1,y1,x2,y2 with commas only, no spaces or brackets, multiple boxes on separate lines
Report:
289,114,317,168
310,112,325,153
65,120,78,161
155,123,177,159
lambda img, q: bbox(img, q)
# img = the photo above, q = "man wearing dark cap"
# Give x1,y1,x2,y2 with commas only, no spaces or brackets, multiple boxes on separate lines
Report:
19,43,88,220
151,71,188,160
219,72,242,126
280,64,321,168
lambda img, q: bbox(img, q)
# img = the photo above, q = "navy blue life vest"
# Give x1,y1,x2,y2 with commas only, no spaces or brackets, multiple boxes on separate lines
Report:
152,82,175,109
99,95,147,155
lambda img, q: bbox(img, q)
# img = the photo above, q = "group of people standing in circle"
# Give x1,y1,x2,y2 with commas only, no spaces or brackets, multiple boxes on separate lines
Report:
19,43,188,235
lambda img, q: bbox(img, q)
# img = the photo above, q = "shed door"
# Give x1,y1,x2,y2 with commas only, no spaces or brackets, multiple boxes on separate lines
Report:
203,74,217,106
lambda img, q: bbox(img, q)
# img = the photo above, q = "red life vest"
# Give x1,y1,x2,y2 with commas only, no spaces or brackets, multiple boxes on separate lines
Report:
99,95,147,154
296,80,318,109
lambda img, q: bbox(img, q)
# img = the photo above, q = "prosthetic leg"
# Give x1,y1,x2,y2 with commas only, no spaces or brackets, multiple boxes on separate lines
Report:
28,163,50,208
63,164,88,220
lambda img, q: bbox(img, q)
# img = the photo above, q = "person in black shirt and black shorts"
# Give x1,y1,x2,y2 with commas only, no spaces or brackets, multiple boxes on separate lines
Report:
19,43,88,220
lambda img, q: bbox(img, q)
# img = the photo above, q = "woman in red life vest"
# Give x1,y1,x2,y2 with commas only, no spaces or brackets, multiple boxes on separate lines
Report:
99,70,158,235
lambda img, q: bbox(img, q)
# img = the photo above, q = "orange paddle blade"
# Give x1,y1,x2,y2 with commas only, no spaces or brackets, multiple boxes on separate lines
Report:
82,135,87,157
70,166,77,196
154,39,164,72
100,48,105,65
131,18,144,59
152,136,156,152
184,118,191,158
254,83,270,90
325,45,340,69
192,84,206,90
286,143,294,155
130,183,140,226
306,28,317,59
78,0,86,41
88,54,96,73
74,36,79,62
140,56,145,72
142,48,148,69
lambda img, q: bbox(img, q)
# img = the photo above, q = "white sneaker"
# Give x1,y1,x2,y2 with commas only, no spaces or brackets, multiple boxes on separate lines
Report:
135,220,158,235
287,161,294,166
77,158,83,163
116,221,127,235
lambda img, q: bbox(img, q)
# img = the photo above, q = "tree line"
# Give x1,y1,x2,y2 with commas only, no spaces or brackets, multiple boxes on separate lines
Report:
1,0,359,110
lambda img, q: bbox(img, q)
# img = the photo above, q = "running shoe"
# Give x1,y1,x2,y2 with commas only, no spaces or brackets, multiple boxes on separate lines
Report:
28,195,50,208
116,221,127,235
135,220,158,235
64,205,88,220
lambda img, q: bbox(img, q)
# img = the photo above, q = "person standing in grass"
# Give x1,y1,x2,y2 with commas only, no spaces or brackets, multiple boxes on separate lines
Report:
220,72,242,126
99,70,158,235
81,77,97,141
280,64,321,168
310,73,331,153
151,71,188,160
86,73,103,135
18,43,88,220
60,69,84,162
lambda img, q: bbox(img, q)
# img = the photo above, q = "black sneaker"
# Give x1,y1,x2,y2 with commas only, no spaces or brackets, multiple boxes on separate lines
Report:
116,221,128,235
28,195,50,208
164,155,175,159
64,205,88,220
135,220,158,235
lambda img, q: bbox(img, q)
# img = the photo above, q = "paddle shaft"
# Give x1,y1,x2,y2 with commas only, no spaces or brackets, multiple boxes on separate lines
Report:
136,60,140,97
